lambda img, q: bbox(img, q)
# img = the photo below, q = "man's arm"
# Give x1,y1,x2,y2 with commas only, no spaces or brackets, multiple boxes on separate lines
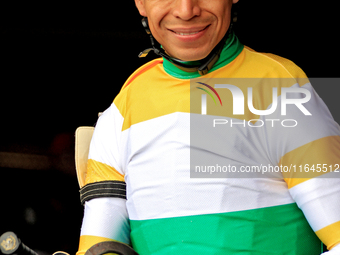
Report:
277,82,340,253
76,104,130,255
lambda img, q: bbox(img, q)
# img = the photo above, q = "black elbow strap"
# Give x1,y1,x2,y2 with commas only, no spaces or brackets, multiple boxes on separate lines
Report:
80,181,126,205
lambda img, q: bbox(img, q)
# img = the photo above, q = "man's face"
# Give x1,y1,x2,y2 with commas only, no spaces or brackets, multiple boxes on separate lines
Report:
135,0,238,61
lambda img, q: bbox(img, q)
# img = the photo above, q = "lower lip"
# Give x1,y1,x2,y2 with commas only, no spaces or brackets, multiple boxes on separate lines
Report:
170,26,209,42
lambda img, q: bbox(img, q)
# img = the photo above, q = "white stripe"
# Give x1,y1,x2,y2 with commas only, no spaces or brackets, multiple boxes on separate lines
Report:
95,82,339,222
80,197,130,244
123,113,295,220
88,103,125,175
289,171,340,231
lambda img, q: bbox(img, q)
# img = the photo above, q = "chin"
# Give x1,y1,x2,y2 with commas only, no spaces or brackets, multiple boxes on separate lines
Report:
167,47,211,62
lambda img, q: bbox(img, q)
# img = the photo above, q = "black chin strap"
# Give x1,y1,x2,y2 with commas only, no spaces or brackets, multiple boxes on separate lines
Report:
139,18,233,76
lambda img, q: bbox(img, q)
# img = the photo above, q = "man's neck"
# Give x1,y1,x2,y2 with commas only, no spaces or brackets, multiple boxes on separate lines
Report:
162,31,244,79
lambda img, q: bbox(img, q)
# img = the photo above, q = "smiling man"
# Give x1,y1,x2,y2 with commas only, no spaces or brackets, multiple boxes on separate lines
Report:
135,0,237,61
76,0,340,254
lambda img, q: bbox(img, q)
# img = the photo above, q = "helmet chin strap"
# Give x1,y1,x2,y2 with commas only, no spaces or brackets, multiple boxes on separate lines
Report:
139,17,233,76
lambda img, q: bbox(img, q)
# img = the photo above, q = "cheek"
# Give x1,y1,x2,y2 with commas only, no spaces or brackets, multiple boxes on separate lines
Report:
148,20,164,46
214,4,232,37
147,11,171,45
145,0,171,27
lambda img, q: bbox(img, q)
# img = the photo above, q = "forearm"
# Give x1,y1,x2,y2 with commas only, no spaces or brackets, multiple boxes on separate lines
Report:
77,197,130,255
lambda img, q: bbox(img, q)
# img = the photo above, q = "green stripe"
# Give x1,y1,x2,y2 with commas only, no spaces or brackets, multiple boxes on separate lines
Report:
130,203,321,255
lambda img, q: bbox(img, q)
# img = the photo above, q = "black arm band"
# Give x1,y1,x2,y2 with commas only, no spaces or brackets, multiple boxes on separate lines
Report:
80,181,126,205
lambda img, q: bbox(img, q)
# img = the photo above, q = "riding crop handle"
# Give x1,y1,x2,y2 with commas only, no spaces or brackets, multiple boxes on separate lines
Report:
0,232,38,255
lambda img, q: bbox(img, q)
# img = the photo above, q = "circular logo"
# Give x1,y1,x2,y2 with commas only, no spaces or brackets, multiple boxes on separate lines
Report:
1,234,16,251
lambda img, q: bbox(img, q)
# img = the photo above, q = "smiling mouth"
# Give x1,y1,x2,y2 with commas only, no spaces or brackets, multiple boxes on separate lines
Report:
176,31,200,36
169,25,210,36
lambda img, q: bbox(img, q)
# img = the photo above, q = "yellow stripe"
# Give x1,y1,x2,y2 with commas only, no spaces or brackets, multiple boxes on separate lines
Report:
315,221,340,250
77,235,117,255
112,49,310,131
85,159,124,185
115,74,309,131
280,136,340,189
241,48,308,79
115,73,191,131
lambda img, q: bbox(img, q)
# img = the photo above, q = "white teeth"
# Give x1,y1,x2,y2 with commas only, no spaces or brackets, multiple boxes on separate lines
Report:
176,31,199,36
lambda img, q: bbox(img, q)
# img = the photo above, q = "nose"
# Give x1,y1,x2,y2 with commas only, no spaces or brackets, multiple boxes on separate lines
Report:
172,0,201,21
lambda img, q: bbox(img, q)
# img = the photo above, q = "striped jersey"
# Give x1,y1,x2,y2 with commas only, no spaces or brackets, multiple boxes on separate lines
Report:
77,32,340,255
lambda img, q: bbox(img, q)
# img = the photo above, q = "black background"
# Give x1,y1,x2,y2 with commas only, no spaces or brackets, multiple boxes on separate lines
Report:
0,1,338,254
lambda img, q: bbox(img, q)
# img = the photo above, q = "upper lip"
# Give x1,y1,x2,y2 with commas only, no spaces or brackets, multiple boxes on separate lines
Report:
167,25,210,34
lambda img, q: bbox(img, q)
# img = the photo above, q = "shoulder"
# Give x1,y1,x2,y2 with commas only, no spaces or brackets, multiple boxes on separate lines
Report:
112,58,164,115
121,58,164,90
242,46,307,79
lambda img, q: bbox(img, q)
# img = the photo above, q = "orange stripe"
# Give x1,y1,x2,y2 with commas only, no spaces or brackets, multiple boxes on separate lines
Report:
315,221,340,250
85,159,124,185
123,59,163,88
